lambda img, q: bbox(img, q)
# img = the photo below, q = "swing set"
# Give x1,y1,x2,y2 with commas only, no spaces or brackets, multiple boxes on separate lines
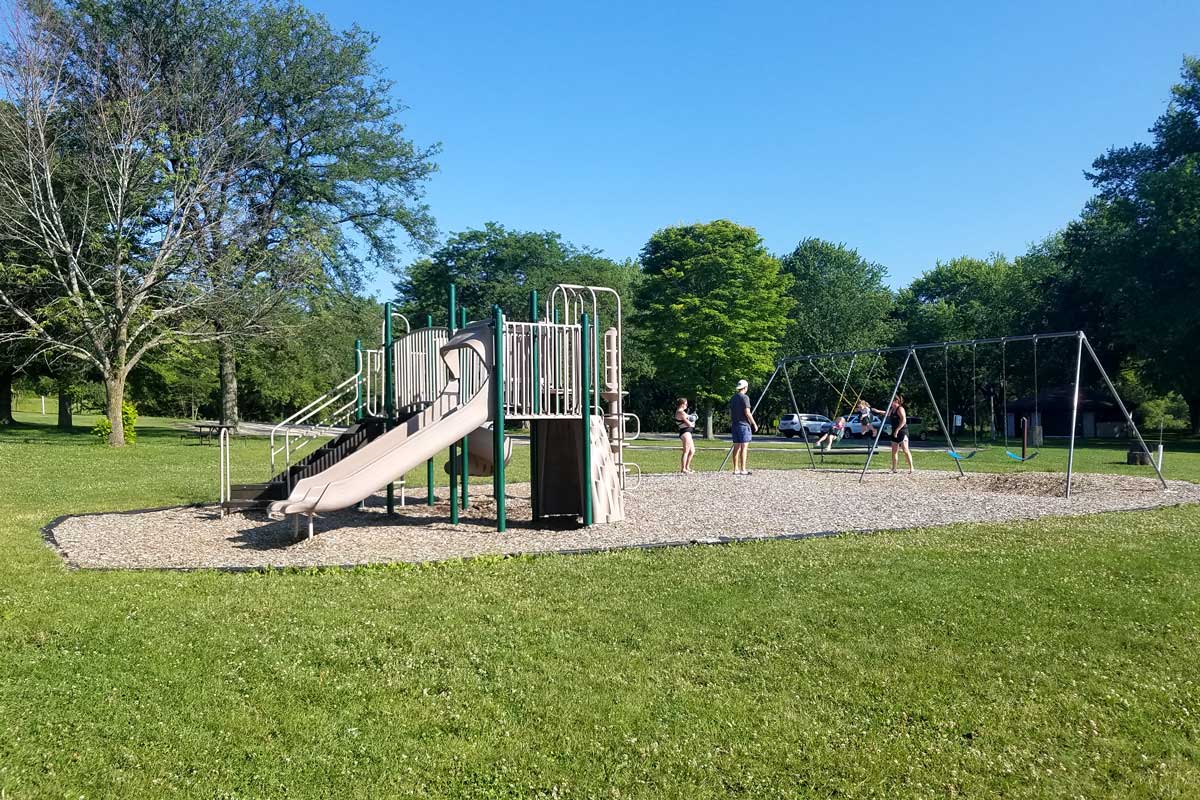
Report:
721,330,1167,499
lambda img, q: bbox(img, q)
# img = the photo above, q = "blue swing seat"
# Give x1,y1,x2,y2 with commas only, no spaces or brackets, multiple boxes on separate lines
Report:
1005,450,1039,463
946,449,977,460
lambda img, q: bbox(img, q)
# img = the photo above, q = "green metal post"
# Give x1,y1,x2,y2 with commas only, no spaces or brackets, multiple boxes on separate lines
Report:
354,338,364,422
530,290,540,522
492,305,507,532
384,304,395,514
460,305,469,509
425,313,435,505
580,312,593,526
448,285,458,524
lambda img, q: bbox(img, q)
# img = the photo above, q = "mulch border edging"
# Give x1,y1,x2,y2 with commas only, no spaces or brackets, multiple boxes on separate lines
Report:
39,496,1199,575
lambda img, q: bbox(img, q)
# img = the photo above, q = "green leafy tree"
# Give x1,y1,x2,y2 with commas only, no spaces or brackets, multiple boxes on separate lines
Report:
396,223,651,386
396,224,639,318
894,249,1059,434
203,1,438,426
780,239,894,355
1058,57,1200,431
635,220,793,437
777,239,895,416
237,291,382,422
0,0,252,445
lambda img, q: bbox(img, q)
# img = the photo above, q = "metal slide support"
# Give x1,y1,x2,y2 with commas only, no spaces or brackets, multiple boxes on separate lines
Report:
910,351,965,478
1082,334,1167,491
781,363,817,469
460,305,470,509
449,285,459,524
384,303,396,515
354,338,366,511
530,290,541,522
492,305,507,532
581,312,593,526
859,351,911,483
718,366,782,472
1065,333,1084,499
425,313,436,506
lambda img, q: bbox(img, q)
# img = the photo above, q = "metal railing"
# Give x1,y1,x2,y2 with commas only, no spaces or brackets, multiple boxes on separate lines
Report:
270,371,361,475
218,427,232,515
393,327,451,411
501,320,583,418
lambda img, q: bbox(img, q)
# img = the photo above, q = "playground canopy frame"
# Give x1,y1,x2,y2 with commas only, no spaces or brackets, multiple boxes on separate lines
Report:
721,330,1168,499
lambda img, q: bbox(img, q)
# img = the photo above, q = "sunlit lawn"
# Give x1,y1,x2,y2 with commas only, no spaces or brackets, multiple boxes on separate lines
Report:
1,412,1198,797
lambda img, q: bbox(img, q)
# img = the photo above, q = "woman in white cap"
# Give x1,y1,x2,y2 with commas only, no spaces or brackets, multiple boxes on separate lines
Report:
729,379,757,475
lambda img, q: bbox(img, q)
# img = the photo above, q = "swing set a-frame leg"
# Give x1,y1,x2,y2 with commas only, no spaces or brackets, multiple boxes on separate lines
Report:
910,351,965,478
859,351,911,483
782,363,817,469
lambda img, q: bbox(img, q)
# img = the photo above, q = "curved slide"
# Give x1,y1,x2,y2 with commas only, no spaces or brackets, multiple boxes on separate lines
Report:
269,323,492,518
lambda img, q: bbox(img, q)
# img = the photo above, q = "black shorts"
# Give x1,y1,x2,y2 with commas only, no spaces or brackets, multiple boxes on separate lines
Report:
678,427,694,438
890,426,908,443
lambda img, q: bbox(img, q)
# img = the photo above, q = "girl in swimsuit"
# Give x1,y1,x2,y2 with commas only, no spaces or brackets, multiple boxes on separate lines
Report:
674,397,697,473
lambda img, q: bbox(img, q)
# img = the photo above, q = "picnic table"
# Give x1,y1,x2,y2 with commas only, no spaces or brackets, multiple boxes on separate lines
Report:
185,422,235,444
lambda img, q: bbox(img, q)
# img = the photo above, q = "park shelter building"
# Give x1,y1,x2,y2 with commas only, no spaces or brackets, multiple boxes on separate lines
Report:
1007,387,1128,438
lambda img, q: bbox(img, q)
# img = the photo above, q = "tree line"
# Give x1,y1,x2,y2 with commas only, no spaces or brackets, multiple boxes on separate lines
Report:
1,0,1196,440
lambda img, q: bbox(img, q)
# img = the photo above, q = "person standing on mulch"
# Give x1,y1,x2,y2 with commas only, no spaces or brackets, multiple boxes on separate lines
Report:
729,379,758,475
867,394,914,474
674,397,698,473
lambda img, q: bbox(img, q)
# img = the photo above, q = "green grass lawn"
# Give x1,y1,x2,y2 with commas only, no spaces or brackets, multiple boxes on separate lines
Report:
2,412,1199,797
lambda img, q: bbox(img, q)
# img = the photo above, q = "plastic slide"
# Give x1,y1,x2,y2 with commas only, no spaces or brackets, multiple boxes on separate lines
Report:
269,323,492,518
444,424,513,477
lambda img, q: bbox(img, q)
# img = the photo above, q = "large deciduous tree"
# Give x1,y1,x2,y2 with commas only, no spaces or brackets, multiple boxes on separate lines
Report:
0,0,251,445
894,251,1057,432
635,220,792,438
395,223,639,321
779,238,894,356
1059,57,1200,431
776,239,894,415
204,2,438,426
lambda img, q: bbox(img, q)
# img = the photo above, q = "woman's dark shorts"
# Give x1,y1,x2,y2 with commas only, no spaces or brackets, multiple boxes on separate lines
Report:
731,422,752,444
890,426,908,443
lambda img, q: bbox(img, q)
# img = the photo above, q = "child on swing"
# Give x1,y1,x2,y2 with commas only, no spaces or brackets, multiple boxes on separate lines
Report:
854,399,877,439
814,416,846,452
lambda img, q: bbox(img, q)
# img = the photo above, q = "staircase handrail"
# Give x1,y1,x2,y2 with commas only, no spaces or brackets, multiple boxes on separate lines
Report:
270,370,361,472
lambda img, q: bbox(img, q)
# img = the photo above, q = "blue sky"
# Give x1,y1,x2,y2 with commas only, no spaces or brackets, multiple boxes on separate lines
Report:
303,0,1200,298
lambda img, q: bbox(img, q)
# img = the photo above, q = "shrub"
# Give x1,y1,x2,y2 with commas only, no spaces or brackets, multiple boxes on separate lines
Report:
91,402,139,444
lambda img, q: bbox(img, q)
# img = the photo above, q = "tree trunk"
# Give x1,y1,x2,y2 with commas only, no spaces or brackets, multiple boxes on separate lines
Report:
1188,391,1200,436
105,373,126,446
0,364,13,425
219,337,239,428
705,406,714,440
57,385,72,430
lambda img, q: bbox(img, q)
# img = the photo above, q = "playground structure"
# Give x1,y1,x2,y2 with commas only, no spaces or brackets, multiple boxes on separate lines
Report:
218,283,639,537
724,330,1168,499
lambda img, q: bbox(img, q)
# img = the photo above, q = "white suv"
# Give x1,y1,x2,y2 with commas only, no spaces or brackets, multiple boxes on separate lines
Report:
779,413,831,438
